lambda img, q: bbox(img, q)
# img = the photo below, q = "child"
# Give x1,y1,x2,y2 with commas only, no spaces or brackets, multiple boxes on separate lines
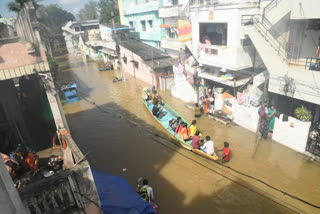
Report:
217,142,230,163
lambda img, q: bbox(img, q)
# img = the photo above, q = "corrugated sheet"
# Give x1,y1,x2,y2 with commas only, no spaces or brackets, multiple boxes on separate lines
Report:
0,62,50,81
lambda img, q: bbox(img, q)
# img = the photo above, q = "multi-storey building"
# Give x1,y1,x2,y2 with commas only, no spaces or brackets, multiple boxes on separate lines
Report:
158,0,189,56
121,0,163,48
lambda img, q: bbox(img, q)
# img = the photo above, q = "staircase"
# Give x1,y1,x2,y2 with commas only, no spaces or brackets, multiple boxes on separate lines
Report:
262,0,292,25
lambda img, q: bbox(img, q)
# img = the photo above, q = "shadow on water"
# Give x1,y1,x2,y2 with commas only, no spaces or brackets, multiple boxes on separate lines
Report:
65,101,295,214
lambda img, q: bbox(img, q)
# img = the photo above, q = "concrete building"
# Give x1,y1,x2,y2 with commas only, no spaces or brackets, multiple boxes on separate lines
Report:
122,0,163,48
159,0,189,56
120,40,173,88
62,19,100,54
242,0,320,120
0,3,101,213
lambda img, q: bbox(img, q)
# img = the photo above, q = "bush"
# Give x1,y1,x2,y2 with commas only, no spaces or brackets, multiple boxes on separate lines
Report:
294,106,312,121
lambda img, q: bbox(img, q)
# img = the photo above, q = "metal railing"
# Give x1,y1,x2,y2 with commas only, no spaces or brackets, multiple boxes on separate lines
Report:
241,14,288,61
262,0,284,18
305,57,320,70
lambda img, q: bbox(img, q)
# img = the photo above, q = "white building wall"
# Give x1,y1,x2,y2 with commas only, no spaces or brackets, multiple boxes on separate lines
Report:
190,8,257,71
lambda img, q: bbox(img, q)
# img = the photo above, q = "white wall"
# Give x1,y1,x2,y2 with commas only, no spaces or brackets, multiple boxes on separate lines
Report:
99,24,114,42
273,115,311,153
190,8,257,70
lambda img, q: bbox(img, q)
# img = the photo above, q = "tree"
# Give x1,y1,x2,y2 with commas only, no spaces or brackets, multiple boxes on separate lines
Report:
8,0,41,12
99,0,120,24
77,1,99,20
37,5,75,56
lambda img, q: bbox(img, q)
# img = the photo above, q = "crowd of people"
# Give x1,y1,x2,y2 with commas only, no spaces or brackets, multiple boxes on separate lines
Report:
169,118,231,163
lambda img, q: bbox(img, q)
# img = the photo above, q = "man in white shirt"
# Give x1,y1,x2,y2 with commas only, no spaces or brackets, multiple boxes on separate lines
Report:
140,179,154,203
201,136,214,156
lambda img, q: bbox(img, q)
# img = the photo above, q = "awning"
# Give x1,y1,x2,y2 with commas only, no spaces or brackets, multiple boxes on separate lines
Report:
198,72,251,88
99,48,117,57
160,24,170,28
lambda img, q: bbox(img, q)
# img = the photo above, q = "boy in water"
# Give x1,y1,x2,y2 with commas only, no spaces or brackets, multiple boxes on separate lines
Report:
220,142,230,163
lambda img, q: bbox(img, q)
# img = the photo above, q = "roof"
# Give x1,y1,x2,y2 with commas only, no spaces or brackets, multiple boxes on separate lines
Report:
145,57,174,70
120,40,170,61
72,19,99,25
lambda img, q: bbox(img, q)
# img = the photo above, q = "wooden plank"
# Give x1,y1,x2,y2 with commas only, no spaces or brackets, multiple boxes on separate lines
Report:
0,70,5,80
49,192,59,212
40,192,50,213
29,64,35,73
7,68,14,79
65,182,75,206
25,65,32,75
44,62,50,71
30,198,42,214
19,66,26,76
14,67,21,78
39,62,44,72
68,175,85,209
34,63,40,72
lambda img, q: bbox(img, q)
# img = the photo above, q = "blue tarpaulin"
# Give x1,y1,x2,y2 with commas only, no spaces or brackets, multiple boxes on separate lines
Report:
92,170,156,214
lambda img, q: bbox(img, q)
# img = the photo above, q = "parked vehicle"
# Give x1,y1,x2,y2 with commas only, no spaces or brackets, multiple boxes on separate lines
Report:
61,82,80,104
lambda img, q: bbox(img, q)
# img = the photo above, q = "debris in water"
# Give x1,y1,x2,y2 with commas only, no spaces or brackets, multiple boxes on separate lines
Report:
122,168,127,172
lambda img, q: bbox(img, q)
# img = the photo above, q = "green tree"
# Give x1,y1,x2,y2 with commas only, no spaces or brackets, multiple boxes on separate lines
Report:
99,0,120,24
8,0,41,12
77,1,99,20
37,5,75,56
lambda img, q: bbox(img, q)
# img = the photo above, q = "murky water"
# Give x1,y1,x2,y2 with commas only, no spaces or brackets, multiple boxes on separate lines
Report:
57,54,320,214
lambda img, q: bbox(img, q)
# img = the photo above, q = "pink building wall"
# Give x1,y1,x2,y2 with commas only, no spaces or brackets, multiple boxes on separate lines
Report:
120,45,156,87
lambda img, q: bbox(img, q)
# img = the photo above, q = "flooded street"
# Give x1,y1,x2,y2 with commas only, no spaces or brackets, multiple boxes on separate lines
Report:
57,54,320,214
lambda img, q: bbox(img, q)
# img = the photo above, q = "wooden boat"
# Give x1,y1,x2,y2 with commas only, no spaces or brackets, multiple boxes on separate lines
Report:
142,90,218,161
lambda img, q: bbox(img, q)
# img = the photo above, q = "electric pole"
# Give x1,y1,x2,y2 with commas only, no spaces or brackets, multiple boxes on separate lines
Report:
111,10,125,81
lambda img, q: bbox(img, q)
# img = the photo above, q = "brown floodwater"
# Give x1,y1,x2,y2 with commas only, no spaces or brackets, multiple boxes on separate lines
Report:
56,54,320,214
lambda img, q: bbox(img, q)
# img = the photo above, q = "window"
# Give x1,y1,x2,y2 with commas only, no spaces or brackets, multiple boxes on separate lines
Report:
148,20,153,29
166,28,178,39
129,21,134,28
172,0,179,5
141,20,146,31
199,23,228,46
123,55,127,64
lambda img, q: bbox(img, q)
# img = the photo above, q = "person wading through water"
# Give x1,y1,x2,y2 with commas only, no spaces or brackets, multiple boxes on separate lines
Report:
139,179,154,203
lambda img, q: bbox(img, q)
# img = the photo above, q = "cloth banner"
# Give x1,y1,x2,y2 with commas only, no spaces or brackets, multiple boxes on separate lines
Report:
178,20,192,42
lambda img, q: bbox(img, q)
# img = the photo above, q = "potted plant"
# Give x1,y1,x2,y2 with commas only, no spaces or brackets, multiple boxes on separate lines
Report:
294,106,312,122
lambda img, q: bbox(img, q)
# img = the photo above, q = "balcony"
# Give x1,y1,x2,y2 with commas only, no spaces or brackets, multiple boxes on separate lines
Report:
161,38,185,51
159,4,184,18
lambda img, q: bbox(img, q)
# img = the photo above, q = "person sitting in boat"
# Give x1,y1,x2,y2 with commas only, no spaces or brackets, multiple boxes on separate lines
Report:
189,120,197,137
143,88,152,101
152,101,164,119
201,136,215,156
152,90,158,105
169,117,181,131
191,131,204,149
179,123,191,141
174,121,184,136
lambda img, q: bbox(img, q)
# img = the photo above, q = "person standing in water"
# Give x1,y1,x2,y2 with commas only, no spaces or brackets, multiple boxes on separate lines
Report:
267,105,277,137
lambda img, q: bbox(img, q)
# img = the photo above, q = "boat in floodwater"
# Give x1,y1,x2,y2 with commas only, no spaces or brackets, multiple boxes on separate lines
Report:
142,89,219,162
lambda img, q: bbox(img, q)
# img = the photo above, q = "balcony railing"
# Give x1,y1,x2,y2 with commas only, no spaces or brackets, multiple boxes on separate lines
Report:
305,57,320,71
